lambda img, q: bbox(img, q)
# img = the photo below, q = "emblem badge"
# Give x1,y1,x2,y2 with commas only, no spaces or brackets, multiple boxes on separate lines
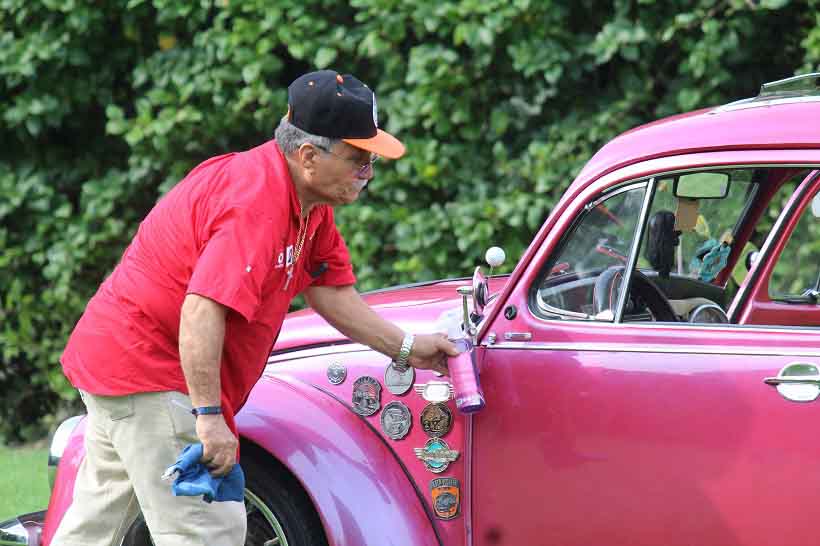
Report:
420,403,453,438
430,477,460,520
414,381,454,403
327,363,347,385
352,376,381,416
414,438,459,473
385,362,414,395
380,401,412,440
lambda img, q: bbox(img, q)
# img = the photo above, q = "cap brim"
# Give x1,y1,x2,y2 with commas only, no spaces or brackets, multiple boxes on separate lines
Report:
343,129,406,159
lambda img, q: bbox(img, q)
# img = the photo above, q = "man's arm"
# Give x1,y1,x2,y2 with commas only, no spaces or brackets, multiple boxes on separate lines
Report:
179,293,237,476
304,285,458,374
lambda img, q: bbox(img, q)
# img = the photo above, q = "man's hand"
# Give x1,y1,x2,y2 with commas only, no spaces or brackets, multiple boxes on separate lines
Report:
196,414,238,477
408,333,460,376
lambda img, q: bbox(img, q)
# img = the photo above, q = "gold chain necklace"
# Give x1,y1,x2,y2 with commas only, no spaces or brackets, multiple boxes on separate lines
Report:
292,209,311,264
283,209,311,292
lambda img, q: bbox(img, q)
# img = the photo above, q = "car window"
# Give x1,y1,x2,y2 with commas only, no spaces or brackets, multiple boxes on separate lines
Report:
535,183,647,319
769,188,820,300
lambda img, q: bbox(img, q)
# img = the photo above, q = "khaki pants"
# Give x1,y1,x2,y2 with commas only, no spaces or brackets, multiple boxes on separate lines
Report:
51,391,246,546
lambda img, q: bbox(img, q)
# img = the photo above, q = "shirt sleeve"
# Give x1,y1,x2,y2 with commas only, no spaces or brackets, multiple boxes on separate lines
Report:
187,206,276,322
308,207,356,287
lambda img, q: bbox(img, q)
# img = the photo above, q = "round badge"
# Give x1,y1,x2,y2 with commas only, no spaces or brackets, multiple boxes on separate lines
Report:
327,362,347,385
384,362,414,395
380,401,412,440
420,402,453,438
352,376,381,416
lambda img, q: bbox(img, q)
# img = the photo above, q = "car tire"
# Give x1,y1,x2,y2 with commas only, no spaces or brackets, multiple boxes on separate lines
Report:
120,451,328,546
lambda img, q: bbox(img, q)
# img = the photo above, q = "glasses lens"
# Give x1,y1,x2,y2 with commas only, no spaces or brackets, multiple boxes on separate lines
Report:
356,156,378,178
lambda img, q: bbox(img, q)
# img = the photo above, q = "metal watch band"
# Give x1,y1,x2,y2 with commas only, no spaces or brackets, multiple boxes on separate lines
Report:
190,406,222,416
394,333,415,372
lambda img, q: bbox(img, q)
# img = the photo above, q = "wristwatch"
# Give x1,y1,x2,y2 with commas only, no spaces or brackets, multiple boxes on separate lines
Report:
191,406,222,417
393,333,415,372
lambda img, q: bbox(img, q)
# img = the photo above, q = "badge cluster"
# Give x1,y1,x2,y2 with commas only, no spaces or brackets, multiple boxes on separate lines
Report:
327,359,462,519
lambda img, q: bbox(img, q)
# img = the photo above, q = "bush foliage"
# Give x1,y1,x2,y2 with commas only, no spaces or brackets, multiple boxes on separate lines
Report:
1,0,819,442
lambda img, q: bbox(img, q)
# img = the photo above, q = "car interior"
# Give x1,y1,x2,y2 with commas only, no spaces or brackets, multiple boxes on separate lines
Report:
533,166,820,327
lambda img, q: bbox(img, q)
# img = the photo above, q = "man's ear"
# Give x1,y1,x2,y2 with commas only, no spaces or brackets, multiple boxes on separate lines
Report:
297,143,321,178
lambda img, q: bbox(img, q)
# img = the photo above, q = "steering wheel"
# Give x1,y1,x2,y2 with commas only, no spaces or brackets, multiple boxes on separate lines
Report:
593,266,677,322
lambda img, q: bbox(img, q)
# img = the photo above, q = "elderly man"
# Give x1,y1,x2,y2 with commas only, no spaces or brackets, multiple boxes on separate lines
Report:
52,70,457,546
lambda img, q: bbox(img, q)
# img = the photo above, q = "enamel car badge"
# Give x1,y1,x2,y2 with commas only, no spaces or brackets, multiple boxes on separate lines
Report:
380,401,412,440
414,438,459,473
414,381,454,403
430,477,460,520
327,362,347,385
352,376,381,416
420,402,453,438
385,362,414,395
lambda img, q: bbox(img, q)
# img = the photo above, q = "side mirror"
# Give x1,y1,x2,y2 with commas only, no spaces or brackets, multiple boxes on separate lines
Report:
673,172,730,199
472,246,505,317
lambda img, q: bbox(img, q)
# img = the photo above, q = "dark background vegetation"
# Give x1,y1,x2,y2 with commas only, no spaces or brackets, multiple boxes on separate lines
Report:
1,0,818,443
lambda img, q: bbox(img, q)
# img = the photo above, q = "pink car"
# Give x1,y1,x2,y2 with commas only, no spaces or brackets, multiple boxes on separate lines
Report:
4,73,820,546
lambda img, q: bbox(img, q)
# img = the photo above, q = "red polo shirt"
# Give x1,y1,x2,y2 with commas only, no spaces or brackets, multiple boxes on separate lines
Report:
61,140,355,432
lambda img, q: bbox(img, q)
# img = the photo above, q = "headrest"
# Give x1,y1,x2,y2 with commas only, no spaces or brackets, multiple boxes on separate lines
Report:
645,210,680,279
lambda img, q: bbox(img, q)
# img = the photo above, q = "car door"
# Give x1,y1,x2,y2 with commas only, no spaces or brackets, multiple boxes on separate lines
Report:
472,168,820,546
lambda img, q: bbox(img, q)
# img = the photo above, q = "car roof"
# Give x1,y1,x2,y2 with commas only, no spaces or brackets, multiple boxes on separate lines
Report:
570,76,820,194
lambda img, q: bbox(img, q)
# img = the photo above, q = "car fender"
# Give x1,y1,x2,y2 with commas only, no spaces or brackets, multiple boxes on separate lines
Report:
237,374,441,546
40,376,440,546
41,417,86,546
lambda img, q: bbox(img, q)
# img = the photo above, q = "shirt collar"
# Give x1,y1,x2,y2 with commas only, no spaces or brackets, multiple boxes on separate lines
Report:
270,140,321,233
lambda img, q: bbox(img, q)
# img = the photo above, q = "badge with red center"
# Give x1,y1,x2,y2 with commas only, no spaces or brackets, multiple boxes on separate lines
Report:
430,477,460,520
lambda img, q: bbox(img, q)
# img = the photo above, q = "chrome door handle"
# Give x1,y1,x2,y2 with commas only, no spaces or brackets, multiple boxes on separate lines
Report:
764,362,820,402
763,375,820,385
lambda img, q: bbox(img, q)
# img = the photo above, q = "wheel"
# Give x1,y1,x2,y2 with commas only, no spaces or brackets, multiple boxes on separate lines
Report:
121,453,327,546
593,266,677,322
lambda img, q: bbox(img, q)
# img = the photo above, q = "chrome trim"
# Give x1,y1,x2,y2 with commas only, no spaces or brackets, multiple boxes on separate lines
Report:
0,511,45,546
689,303,729,324
0,519,28,546
464,413,475,546
487,341,820,358
503,332,532,341
534,180,650,321
588,181,648,208
615,179,655,323
763,375,820,385
711,95,820,113
48,415,84,491
535,298,591,320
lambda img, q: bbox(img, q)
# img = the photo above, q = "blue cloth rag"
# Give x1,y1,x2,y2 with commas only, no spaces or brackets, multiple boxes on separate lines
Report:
166,443,245,503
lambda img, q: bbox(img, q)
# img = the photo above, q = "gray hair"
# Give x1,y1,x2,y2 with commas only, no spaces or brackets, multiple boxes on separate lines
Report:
274,117,339,154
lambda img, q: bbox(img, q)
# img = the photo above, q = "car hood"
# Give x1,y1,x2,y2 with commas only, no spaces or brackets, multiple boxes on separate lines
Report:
272,276,509,354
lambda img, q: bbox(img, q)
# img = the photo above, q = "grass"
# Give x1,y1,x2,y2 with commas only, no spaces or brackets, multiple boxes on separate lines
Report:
0,444,50,522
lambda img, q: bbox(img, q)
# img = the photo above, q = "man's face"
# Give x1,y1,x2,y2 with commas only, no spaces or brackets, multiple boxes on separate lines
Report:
309,142,375,206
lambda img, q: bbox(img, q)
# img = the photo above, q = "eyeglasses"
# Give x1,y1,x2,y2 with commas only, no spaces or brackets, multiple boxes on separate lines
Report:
314,145,379,178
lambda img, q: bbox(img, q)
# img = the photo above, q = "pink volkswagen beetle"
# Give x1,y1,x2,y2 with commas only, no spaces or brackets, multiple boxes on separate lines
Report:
4,73,820,546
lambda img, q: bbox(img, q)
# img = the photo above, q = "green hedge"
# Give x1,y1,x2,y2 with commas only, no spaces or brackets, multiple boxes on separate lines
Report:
1,0,819,443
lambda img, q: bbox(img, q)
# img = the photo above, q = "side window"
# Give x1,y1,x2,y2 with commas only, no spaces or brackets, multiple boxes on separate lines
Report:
535,184,647,319
769,190,820,300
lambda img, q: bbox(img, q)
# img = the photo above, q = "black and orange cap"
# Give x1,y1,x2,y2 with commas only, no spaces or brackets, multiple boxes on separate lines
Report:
287,70,405,159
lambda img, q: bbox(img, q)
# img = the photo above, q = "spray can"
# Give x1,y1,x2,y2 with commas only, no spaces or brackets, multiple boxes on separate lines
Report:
446,286,486,413
448,337,485,413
